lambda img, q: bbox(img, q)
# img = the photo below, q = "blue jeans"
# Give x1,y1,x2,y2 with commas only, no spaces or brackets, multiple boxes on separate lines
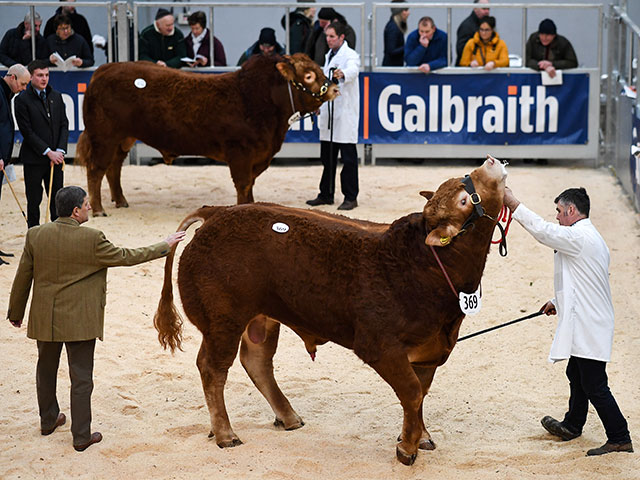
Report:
562,356,631,444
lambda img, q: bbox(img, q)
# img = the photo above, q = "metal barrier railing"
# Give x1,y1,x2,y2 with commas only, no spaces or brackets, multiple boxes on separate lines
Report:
0,1,112,65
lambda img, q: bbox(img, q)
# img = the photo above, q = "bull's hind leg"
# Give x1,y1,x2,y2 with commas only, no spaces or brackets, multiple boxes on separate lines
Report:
86,161,109,217
105,138,136,208
228,158,256,204
197,332,243,448
240,316,304,430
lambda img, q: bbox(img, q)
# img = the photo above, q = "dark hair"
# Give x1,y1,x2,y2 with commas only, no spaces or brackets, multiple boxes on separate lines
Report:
554,187,590,217
479,16,496,30
418,16,434,28
27,59,49,74
53,13,72,29
326,20,347,37
55,186,87,217
187,11,206,29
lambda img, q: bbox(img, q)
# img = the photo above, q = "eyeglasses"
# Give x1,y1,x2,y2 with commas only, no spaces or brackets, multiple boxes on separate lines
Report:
57,25,71,32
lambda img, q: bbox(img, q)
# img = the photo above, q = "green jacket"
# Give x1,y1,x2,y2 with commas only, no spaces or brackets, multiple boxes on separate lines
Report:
138,24,186,69
8,217,170,342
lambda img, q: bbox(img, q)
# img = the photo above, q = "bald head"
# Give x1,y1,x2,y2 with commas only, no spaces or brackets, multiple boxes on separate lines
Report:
5,64,31,94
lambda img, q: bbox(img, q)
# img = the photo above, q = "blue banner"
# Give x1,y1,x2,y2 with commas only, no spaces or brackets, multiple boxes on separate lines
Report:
12,70,589,146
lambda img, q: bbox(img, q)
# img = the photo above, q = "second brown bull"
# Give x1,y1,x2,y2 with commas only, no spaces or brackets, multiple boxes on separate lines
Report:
76,54,338,216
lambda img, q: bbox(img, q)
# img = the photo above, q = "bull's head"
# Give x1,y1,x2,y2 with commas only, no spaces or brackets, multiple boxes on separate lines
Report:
276,53,339,106
421,155,507,247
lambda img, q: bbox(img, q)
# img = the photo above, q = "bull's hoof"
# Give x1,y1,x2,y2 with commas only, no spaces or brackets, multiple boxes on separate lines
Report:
273,416,305,430
396,445,417,466
115,201,129,208
92,210,108,217
208,431,243,448
419,438,436,450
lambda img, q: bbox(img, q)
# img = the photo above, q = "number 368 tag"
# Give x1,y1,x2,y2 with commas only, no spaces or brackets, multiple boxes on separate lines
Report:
459,285,481,315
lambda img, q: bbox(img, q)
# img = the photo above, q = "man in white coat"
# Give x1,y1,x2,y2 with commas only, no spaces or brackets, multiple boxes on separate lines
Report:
306,21,360,211
503,186,633,456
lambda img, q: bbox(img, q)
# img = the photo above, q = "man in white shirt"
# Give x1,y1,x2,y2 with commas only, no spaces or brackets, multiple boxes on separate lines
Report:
503,187,632,456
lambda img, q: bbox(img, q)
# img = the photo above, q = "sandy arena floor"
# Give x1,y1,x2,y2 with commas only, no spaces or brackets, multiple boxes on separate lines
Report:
1,160,639,479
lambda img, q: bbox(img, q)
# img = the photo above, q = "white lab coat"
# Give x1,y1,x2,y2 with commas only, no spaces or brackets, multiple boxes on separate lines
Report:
318,42,360,144
513,205,615,363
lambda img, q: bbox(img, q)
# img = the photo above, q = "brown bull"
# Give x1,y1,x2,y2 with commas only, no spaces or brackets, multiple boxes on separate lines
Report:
154,156,508,465
75,54,338,216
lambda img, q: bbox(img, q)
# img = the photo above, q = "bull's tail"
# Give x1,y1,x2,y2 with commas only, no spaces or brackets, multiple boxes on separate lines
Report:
75,131,91,167
153,206,220,353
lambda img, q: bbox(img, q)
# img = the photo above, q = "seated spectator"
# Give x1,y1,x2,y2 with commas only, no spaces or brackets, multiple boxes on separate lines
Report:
0,12,49,67
304,8,356,66
237,28,284,66
459,16,508,70
455,0,490,66
139,9,186,68
43,0,93,55
382,0,409,66
404,16,447,74
46,13,94,68
184,11,227,67
526,19,578,78
280,0,316,54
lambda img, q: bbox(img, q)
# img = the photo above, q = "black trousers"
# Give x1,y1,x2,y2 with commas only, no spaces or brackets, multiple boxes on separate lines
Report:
36,339,96,445
562,356,631,444
319,141,359,202
24,162,64,228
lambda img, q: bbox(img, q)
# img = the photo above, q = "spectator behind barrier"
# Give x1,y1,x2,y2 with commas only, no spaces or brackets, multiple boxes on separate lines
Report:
0,12,49,67
237,28,284,66
139,9,186,68
404,16,447,74
281,0,316,54
455,0,490,66
46,13,94,69
382,0,409,66
459,16,508,70
526,19,578,78
43,0,93,55
304,7,356,66
184,11,227,67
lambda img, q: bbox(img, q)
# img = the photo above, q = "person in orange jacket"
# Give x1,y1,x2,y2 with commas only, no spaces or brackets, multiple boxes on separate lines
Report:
459,16,509,70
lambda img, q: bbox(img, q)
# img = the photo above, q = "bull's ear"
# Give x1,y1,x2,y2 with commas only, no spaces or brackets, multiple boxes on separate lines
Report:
425,226,459,247
420,190,434,200
276,61,295,81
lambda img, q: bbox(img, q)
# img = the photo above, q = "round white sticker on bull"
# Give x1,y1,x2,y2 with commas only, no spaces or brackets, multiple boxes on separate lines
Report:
459,285,481,315
134,78,147,89
272,222,290,234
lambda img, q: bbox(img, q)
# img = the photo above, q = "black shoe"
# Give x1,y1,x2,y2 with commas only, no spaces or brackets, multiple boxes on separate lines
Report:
337,199,358,211
0,250,14,257
306,196,334,206
586,441,633,456
541,416,581,441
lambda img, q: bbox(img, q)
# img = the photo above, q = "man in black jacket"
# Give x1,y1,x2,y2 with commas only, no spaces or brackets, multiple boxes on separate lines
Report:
0,13,49,67
525,19,578,78
455,0,489,66
43,0,93,55
15,60,69,227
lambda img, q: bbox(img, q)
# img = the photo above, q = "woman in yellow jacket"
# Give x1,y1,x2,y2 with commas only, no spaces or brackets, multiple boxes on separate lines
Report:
459,16,509,70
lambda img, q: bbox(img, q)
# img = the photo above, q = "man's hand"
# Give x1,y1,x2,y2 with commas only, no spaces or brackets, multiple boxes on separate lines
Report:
470,59,479,68
196,57,208,66
503,186,520,212
165,231,187,247
418,63,431,74
157,60,167,67
545,65,557,78
0,159,4,171
332,68,344,81
49,54,59,65
9,318,22,328
540,300,557,316
484,61,496,71
47,150,64,165
71,58,83,67
538,60,552,71
419,35,430,49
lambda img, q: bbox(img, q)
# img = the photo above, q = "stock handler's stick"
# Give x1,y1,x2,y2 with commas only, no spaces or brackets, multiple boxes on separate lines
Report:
457,311,545,342
1,165,28,224
45,160,65,223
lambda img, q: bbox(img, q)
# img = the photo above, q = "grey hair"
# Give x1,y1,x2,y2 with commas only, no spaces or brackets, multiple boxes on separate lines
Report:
24,11,42,23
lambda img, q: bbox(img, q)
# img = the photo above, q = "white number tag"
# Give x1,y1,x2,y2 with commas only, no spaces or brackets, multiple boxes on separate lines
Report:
459,285,481,315
272,222,289,234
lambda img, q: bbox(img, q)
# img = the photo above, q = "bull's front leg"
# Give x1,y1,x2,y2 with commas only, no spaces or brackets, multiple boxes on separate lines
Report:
413,364,437,450
367,351,424,465
229,157,260,204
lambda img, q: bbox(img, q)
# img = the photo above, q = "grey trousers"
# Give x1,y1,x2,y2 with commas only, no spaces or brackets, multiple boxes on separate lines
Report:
36,339,96,445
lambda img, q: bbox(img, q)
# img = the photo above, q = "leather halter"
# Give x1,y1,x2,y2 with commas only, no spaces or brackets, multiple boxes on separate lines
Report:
289,78,333,100
460,175,488,233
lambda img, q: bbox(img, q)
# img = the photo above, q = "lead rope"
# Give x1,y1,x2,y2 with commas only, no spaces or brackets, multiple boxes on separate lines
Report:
428,244,459,300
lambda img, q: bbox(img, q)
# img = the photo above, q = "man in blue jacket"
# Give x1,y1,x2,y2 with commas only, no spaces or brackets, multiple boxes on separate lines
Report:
404,16,447,74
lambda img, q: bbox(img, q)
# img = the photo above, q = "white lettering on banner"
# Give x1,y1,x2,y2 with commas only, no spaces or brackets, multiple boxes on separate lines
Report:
62,94,75,131
377,84,560,135
78,94,85,131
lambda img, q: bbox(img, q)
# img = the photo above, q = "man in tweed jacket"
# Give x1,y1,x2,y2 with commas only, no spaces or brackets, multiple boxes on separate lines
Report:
7,186,186,451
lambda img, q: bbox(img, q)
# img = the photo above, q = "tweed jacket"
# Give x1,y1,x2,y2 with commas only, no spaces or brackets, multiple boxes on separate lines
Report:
8,217,170,342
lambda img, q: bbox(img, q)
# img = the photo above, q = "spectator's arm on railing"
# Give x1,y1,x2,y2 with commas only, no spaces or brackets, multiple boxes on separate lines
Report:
404,31,424,67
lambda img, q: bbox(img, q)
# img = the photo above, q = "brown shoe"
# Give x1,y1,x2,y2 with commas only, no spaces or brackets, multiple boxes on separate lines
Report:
586,441,634,456
74,432,103,452
41,412,66,436
541,416,581,441
337,199,358,211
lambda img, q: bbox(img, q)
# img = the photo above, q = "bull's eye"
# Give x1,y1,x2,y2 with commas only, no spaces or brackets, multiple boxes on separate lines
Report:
461,198,467,206
304,72,315,83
